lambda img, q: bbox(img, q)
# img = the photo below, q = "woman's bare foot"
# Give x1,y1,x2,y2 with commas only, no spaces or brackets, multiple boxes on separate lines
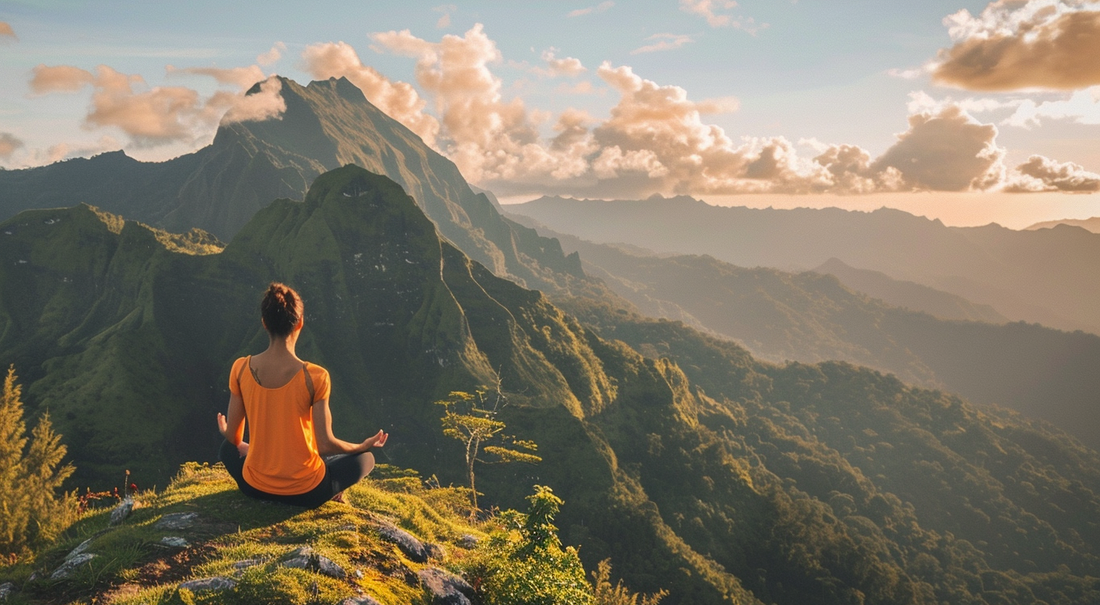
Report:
332,491,346,503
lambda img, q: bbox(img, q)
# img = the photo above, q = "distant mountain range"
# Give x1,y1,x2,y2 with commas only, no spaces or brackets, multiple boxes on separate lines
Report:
508,195,1100,335
1026,217,1100,233
505,219,1100,449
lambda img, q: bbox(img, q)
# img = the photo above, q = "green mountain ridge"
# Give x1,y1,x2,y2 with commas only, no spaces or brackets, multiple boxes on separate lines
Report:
4,167,1100,604
506,219,1100,450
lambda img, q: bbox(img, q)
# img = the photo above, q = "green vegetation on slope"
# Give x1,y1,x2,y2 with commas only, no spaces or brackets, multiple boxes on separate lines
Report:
522,224,1100,450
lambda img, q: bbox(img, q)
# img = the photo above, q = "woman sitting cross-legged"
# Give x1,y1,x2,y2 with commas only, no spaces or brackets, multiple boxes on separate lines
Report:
217,282,388,508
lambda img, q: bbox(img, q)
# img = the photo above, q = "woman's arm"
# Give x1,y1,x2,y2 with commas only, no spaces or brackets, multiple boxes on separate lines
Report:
312,398,389,456
217,392,249,457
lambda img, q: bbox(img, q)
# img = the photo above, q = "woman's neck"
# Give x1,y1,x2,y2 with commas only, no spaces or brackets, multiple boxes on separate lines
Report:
264,334,299,359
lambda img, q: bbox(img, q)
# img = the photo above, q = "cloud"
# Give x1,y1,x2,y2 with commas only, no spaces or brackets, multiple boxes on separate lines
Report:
29,65,98,94
257,42,286,67
434,5,457,29
567,1,614,17
369,24,543,181
539,49,586,77
0,21,15,41
36,135,122,165
0,133,24,159
679,0,767,34
1006,154,1100,191
1002,85,1100,127
631,33,696,55
932,1,1100,91
209,77,287,124
300,41,440,146
328,27,1091,198
872,104,1006,191
30,63,285,147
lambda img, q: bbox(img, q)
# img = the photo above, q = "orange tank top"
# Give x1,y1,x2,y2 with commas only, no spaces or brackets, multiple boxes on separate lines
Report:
229,356,331,495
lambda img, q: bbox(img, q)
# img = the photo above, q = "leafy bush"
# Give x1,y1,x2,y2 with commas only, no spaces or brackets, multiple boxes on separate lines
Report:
463,485,594,605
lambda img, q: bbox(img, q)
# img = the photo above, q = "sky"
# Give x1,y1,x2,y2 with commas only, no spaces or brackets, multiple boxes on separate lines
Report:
2,0,1100,229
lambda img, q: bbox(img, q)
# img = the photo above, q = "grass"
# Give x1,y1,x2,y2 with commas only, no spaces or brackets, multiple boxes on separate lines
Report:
0,461,491,605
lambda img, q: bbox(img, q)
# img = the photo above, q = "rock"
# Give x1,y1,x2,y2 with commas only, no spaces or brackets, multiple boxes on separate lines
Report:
109,498,133,526
377,524,428,563
0,582,15,600
50,553,97,580
232,557,264,571
314,555,347,579
155,512,198,530
178,576,237,593
64,537,94,561
339,596,383,605
279,546,346,579
458,534,479,549
418,567,475,605
426,543,446,560
160,536,189,548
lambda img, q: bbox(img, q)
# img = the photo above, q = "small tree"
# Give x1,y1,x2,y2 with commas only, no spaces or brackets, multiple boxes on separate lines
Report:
436,389,541,510
0,366,77,559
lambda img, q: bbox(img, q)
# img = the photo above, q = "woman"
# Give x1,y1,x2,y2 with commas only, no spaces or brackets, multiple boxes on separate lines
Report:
217,282,388,508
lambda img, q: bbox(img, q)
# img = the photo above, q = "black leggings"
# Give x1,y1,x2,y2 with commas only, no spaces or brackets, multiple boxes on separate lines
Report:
218,439,375,508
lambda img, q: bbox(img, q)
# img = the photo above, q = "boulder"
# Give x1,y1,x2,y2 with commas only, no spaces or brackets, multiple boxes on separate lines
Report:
109,498,133,526
418,567,475,605
160,536,189,548
50,553,97,580
377,524,428,563
155,512,198,530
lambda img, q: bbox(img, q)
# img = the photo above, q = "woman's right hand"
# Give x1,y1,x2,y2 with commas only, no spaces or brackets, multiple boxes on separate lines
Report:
361,429,389,452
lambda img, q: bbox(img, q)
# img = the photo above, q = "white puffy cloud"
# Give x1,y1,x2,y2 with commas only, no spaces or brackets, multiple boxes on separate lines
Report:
631,33,696,55
0,133,24,158
567,1,614,17
1002,86,1100,126
257,42,286,67
1006,154,1100,191
0,21,15,41
29,63,285,147
933,0,1100,91
167,64,266,89
873,104,1006,191
538,49,586,77
369,25,543,182
679,0,767,34
301,41,440,146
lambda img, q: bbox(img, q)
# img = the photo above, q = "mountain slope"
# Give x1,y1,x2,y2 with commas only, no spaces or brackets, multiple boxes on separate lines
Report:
5,167,1100,604
813,257,1008,323
507,196,1100,334
508,221,1100,450
0,76,583,293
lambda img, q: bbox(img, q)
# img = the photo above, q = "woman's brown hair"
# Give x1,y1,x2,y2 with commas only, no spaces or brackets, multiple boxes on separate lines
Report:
261,282,303,337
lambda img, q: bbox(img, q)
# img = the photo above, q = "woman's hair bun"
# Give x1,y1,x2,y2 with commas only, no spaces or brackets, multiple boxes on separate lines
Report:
261,282,303,337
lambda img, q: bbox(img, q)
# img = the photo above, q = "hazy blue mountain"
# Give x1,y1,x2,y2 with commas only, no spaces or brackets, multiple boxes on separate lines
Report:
814,257,1008,323
1026,217,1100,233
6,167,1100,604
508,196,1100,334
0,76,583,293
